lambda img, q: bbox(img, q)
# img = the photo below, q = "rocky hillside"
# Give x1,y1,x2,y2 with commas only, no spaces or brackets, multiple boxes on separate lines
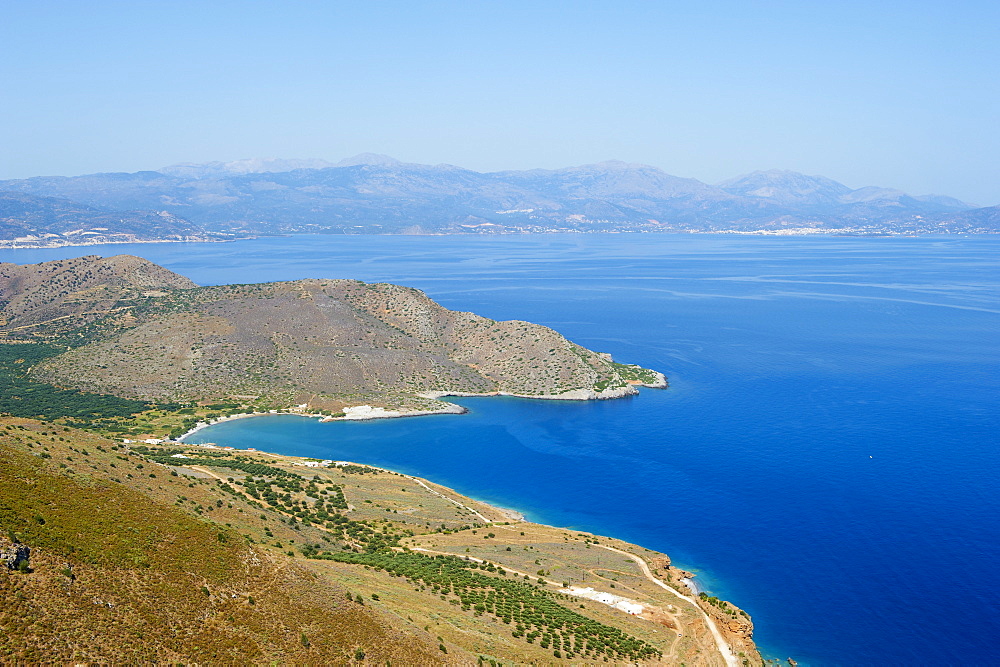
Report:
0,254,197,341
1,255,663,411
0,419,457,664
0,419,449,663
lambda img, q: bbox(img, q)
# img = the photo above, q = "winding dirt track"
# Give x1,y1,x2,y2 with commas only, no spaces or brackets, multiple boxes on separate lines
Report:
188,465,227,481
597,545,737,667
181,458,736,665
402,475,492,523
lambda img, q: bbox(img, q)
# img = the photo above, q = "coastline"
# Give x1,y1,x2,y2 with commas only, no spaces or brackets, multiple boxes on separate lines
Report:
0,237,227,250
0,232,969,252
179,420,528,523
176,375,668,441
160,431,748,665
177,411,526,522
177,404,468,442
177,395,709,588
418,371,668,402
163,380,767,664
177,410,304,440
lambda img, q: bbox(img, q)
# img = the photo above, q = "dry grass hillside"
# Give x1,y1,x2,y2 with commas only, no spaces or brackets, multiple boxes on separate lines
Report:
0,418,760,665
0,418,443,664
0,255,663,411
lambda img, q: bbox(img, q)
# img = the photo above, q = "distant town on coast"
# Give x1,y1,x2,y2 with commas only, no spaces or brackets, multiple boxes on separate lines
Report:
2,155,998,248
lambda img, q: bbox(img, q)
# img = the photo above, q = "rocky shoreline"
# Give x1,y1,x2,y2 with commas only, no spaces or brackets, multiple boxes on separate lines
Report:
419,370,668,402
177,371,668,440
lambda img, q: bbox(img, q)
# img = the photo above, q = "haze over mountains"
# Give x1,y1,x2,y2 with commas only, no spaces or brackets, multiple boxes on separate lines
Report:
0,192,211,246
1,155,997,245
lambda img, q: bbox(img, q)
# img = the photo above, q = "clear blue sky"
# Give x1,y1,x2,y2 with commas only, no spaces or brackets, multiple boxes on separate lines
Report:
2,0,998,204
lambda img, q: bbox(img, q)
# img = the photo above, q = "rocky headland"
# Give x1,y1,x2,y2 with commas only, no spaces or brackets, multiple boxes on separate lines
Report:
0,255,665,415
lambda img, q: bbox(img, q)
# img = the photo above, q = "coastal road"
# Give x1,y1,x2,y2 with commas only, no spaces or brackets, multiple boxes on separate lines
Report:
598,545,738,667
181,459,722,662
403,475,493,523
410,545,696,663
189,465,228,482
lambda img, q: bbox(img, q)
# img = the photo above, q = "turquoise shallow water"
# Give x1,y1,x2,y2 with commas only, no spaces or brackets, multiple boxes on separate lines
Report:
4,234,999,665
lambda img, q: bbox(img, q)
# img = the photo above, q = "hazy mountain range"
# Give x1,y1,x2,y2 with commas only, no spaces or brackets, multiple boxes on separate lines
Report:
1,155,997,244
0,191,211,246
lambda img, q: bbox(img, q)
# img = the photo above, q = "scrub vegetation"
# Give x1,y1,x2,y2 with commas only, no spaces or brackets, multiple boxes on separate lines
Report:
0,418,758,664
0,256,760,664
2,255,664,418
0,343,151,422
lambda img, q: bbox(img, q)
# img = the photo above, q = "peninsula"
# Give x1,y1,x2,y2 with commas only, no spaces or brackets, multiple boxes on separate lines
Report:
0,255,664,426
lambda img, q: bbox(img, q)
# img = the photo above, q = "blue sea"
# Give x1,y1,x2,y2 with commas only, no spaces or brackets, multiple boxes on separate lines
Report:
4,234,998,665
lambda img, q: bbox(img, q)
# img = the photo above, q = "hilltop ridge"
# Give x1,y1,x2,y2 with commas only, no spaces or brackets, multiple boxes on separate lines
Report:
1,255,664,415
0,255,196,338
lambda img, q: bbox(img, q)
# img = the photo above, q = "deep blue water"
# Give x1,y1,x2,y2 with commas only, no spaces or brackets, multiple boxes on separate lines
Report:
4,234,998,665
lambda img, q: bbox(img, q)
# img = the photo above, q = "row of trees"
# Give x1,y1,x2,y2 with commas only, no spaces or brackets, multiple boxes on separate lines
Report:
144,452,296,480
128,446,661,661
314,551,661,662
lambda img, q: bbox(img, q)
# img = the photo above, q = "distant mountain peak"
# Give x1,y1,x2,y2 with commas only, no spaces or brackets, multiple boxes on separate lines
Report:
719,169,852,192
158,158,336,178
591,159,641,168
334,153,402,168
718,170,854,207
501,160,663,177
573,159,661,171
717,170,973,213
2,157,987,239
